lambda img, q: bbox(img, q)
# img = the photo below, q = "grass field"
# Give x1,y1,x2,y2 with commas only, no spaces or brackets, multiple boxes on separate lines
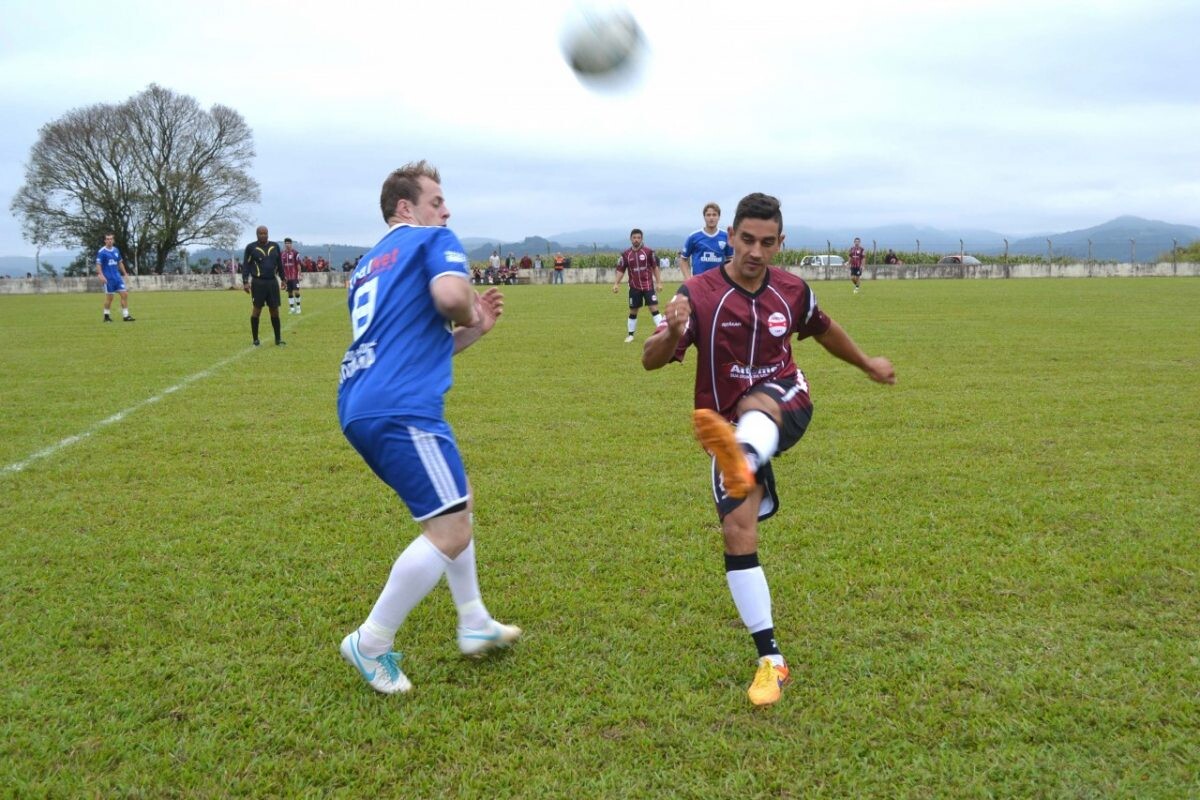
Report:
1,278,1198,798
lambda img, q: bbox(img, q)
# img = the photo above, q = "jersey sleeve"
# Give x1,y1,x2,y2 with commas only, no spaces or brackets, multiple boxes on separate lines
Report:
794,284,832,340
680,232,696,258
95,249,103,266
615,251,627,273
423,228,470,285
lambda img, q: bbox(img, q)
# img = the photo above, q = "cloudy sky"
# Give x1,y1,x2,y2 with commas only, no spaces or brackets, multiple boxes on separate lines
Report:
1,0,1197,256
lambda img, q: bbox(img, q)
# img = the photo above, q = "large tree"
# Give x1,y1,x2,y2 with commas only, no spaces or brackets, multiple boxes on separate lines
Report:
10,84,259,274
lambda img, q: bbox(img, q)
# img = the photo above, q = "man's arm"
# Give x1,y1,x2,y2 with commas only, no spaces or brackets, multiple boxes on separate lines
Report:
677,253,692,280
612,257,625,293
813,319,896,384
241,246,253,289
642,293,690,370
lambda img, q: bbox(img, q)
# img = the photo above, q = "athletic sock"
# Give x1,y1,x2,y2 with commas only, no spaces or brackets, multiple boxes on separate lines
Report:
271,316,281,342
736,410,779,473
627,317,637,335
359,534,450,657
250,316,260,340
724,552,781,658
122,309,130,319
445,540,491,629
653,312,665,327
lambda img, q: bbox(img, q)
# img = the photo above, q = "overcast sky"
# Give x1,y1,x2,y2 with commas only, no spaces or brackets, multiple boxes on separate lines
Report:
2,0,1197,256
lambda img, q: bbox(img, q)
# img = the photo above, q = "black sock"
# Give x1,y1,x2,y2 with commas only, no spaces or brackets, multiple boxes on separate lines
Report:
751,628,781,658
271,316,281,342
251,316,260,340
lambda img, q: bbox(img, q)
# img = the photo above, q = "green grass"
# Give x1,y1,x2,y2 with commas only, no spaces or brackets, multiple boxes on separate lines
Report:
2,279,1198,798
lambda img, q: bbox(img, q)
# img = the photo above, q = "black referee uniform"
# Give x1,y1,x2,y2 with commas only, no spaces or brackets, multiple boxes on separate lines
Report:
242,235,287,346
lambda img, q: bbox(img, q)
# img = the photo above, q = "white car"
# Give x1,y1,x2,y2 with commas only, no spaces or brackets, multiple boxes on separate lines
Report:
937,255,982,265
800,254,845,267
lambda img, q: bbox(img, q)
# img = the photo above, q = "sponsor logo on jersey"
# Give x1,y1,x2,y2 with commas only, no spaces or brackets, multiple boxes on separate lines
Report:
729,363,780,382
444,251,467,264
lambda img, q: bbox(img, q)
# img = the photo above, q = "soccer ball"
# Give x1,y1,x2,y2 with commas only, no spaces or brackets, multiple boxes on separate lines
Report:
560,5,646,83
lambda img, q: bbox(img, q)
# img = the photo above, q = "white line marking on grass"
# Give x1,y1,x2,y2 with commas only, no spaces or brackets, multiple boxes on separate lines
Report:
5,348,242,477
3,310,327,477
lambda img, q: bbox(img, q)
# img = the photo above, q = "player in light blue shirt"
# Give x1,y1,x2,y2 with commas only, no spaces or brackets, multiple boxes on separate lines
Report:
95,232,135,322
677,202,733,279
336,160,521,695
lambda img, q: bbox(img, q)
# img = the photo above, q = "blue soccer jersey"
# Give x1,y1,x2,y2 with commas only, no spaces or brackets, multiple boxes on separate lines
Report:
337,224,471,426
681,229,732,276
96,246,123,279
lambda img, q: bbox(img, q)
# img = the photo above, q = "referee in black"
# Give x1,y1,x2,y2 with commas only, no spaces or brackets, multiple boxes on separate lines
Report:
242,225,287,347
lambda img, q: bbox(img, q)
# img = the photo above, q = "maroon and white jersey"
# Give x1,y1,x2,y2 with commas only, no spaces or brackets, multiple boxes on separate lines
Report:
617,246,657,291
848,245,866,268
281,248,302,281
670,267,831,420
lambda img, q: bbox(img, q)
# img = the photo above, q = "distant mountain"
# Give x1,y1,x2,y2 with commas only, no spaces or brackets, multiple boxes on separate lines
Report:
1005,216,1200,261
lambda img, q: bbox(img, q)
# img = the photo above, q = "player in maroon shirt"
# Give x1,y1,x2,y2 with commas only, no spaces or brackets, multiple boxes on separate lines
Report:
612,228,664,343
848,236,866,294
643,193,895,706
281,237,303,314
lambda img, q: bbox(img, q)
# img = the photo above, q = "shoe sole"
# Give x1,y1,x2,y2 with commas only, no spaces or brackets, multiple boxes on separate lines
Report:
692,409,753,499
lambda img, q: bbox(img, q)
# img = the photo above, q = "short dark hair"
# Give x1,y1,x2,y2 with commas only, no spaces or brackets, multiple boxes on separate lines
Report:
284,237,293,243
732,193,783,233
703,202,721,216
380,160,441,223
630,228,643,238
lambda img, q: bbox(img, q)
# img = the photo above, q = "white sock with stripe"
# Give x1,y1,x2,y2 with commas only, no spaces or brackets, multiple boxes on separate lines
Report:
736,410,779,473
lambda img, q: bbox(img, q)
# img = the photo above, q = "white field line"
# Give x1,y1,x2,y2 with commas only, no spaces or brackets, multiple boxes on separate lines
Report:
3,327,302,477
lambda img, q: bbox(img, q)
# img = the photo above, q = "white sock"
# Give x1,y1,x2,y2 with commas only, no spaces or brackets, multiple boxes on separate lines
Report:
627,318,637,335
726,565,774,634
653,312,665,327
122,309,130,318
445,540,490,629
358,534,449,656
104,310,111,317
736,410,779,473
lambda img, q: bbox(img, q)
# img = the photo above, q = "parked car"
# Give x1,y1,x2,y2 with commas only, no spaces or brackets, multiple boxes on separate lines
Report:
800,254,845,267
937,255,982,265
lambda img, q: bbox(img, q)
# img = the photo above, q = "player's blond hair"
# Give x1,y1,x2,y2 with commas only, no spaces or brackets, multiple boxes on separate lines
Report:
380,160,441,223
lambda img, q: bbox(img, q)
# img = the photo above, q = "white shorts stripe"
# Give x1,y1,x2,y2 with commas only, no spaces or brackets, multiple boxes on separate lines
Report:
408,426,457,504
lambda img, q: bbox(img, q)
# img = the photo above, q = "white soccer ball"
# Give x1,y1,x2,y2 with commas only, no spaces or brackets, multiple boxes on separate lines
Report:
560,5,646,83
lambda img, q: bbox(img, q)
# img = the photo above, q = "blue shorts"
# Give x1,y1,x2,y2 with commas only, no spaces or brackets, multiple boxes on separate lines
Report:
343,416,469,521
104,275,127,294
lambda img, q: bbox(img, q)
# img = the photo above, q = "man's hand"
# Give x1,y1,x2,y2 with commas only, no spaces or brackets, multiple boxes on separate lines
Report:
611,284,620,293
242,283,250,294
663,293,691,337
474,287,504,334
864,356,896,385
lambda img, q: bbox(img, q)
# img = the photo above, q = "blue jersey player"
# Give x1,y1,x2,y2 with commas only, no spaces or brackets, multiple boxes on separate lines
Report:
95,233,135,322
337,160,520,695
677,202,732,279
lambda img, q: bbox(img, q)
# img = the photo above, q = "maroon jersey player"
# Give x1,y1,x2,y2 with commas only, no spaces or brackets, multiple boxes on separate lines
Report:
848,236,865,293
612,228,664,343
282,237,303,314
642,193,896,707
